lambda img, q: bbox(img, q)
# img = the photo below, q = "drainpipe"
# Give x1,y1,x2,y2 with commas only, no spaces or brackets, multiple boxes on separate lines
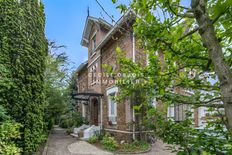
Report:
100,97,103,130
132,32,135,63
132,32,136,140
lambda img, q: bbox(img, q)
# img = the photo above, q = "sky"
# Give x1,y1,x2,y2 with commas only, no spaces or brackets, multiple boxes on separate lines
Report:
43,0,191,71
43,0,129,70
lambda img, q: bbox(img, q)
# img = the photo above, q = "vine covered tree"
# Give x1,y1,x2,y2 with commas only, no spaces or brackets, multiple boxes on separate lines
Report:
0,0,48,153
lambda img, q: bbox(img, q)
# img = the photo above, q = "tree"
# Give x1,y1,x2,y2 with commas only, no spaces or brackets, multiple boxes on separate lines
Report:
44,41,84,130
0,0,48,153
112,0,232,153
190,0,232,136
44,41,70,129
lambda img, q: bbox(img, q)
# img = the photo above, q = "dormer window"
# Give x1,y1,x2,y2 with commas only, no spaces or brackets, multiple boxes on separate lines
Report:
92,35,96,53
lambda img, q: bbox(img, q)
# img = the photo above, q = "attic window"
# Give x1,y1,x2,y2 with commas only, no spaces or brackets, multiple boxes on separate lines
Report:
92,35,97,52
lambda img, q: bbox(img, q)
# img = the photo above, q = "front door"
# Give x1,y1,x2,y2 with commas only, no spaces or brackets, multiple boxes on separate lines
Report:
92,99,98,125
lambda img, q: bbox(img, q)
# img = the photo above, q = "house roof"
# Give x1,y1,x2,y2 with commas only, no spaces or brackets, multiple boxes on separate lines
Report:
76,61,88,73
81,16,113,47
78,9,136,73
72,91,103,101
95,9,135,50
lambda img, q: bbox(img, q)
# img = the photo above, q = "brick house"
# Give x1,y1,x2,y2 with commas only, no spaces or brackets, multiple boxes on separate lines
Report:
74,10,139,141
74,9,213,141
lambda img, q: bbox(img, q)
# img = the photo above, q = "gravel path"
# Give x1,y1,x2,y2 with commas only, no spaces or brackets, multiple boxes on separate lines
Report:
43,127,176,155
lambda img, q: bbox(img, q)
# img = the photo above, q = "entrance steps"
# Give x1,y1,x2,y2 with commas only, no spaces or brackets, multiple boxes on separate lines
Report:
71,124,90,138
71,124,101,140
80,125,101,140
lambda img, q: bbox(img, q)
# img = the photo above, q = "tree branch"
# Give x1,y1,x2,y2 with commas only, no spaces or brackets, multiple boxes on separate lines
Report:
178,27,199,41
174,97,222,107
178,6,230,41
167,2,194,18
172,4,192,11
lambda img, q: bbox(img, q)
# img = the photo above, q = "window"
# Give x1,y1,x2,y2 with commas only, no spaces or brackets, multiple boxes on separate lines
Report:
167,104,190,122
91,64,97,84
92,35,96,53
167,104,175,118
108,93,117,124
150,98,157,107
82,104,86,118
107,86,118,124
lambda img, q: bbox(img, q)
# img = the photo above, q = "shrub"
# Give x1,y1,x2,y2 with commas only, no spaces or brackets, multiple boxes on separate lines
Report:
0,122,21,155
97,133,104,141
66,128,72,135
47,118,55,130
101,134,119,151
59,113,85,129
0,106,21,155
88,135,98,144
120,141,150,153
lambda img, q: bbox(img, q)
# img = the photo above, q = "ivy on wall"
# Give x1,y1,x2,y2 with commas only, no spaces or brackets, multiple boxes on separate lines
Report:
0,0,48,153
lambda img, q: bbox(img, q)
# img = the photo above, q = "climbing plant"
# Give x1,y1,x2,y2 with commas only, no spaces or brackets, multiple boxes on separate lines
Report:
0,105,21,155
0,0,48,153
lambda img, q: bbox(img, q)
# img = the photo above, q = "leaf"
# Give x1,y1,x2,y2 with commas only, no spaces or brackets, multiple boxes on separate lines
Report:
116,4,127,13
112,0,118,4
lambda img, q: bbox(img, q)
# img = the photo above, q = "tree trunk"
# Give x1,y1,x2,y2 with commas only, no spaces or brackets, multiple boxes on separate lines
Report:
191,0,232,136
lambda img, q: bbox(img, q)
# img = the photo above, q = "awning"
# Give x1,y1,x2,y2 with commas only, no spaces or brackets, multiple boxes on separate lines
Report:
72,91,103,101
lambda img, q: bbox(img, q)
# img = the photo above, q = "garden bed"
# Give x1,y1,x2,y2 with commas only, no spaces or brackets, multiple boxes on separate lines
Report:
87,134,151,154
116,141,151,154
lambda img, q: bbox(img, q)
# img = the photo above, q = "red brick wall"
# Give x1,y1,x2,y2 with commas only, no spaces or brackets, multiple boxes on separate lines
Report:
77,20,147,141
101,32,133,131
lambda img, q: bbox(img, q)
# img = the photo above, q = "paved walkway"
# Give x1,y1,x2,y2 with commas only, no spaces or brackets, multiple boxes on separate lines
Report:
43,127,175,155
43,127,76,155
68,141,112,155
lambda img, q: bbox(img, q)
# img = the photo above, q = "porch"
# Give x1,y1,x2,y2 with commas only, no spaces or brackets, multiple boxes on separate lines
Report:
72,91,103,139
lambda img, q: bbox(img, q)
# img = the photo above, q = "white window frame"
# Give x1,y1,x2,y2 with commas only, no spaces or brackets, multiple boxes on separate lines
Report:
82,104,86,118
167,104,175,118
107,86,118,124
91,63,97,85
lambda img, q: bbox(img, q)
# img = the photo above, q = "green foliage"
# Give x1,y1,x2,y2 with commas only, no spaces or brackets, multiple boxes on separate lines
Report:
44,42,84,131
116,4,127,13
44,42,71,129
66,128,72,135
88,135,98,144
96,133,104,141
0,105,10,121
59,112,85,129
101,134,119,151
0,122,21,155
145,105,232,154
0,105,21,155
111,0,232,154
120,141,150,153
0,0,48,153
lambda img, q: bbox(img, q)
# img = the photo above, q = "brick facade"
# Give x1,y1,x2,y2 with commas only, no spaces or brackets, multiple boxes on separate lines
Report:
76,11,212,142
76,13,138,142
